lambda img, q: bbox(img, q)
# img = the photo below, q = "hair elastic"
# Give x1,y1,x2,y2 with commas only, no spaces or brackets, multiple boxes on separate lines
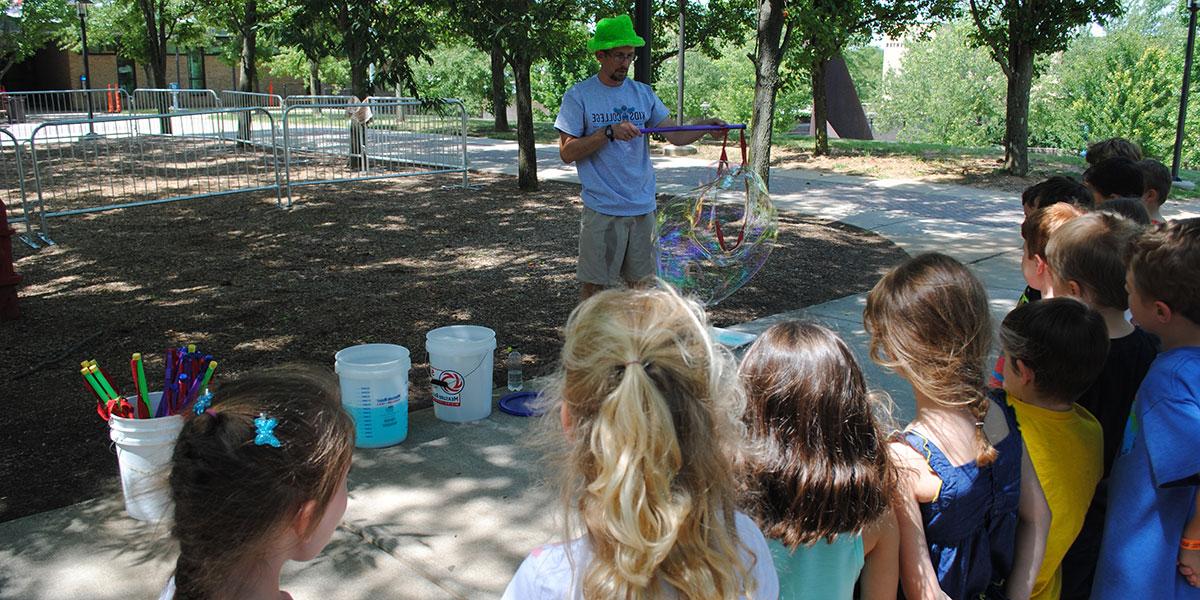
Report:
1182,538,1200,551
254,413,282,448
192,392,213,415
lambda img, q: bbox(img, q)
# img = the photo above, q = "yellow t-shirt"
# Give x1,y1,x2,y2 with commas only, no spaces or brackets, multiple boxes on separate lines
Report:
1006,392,1104,600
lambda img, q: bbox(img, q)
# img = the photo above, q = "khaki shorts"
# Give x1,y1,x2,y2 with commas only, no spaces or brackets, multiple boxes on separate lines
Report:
578,206,657,286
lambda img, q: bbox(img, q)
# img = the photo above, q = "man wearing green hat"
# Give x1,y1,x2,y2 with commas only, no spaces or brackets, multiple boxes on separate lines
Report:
556,14,724,301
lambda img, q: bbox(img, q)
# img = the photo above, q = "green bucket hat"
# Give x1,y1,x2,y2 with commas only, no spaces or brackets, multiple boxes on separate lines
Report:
587,15,646,52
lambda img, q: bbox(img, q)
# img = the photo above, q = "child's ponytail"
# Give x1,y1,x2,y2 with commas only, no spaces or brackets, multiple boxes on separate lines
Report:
967,392,998,467
555,286,752,598
583,359,690,591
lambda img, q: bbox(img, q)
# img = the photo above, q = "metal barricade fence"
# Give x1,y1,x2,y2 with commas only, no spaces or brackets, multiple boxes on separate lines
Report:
221,90,284,109
131,88,223,113
282,95,356,108
28,108,281,243
281,99,469,204
2,89,131,124
0,128,40,248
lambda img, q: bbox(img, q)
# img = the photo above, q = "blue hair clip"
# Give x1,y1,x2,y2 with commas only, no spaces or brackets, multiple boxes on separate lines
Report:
254,413,281,448
192,392,213,415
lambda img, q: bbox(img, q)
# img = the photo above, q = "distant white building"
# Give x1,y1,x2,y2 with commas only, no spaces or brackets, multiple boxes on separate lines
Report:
881,33,908,76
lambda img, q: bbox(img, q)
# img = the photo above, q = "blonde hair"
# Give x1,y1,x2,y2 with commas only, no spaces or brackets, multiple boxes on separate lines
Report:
863,253,997,466
1022,202,1085,260
1046,212,1145,310
550,285,753,598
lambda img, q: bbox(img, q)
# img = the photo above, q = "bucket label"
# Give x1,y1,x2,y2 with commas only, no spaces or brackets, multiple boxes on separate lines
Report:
431,367,465,407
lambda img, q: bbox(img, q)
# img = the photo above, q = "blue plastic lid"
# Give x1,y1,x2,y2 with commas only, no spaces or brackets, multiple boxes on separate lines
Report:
498,391,545,417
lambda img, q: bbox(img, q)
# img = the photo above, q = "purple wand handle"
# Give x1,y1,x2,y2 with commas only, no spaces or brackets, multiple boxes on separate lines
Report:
638,124,746,134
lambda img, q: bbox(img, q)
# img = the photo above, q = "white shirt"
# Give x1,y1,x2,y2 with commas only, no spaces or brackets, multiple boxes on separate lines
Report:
501,512,779,599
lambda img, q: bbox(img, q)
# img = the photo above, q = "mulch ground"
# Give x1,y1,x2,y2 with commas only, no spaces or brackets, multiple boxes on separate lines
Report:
0,171,907,523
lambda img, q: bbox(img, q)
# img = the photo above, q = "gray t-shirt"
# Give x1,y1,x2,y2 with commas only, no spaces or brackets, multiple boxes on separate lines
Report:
554,75,670,216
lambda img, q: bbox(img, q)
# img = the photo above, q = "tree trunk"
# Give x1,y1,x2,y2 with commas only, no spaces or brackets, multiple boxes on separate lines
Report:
1003,46,1034,176
749,0,787,186
811,57,829,156
348,57,370,170
512,51,537,191
238,1,258,93
340,3,372,171
490,39,509,131
308,58,321,96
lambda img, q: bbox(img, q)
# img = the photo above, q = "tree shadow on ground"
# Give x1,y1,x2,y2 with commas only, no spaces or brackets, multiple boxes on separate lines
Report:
1,171,906,523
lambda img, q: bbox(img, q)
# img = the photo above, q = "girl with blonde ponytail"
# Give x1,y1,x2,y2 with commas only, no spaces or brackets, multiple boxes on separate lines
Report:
502,285,778,599
863,253,1050,600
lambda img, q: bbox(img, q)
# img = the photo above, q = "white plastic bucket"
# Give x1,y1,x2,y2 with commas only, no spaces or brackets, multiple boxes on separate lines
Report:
334,344,410,448
426,325,497,422
108,391,183,522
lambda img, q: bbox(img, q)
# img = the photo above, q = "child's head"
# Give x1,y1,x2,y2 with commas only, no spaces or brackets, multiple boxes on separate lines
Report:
1046,212,1145,311
1086,137,1143,166
554,285,750,598
1021,203,1085,292
1021,175,1094,216
1126,218,1200,336
1136,158,1172,211
999,298,1110,406
863,253,996,465
1097,196,1151,226
740,321,893,549
1083,157,1145,203
169,366,355,599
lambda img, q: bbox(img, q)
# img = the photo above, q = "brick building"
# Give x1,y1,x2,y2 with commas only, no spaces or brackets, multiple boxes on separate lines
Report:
2,44,305,96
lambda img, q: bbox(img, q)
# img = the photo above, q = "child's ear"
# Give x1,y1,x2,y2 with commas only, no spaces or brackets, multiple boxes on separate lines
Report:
1064,279,1084,300
1153,299,1174,324
560,402,573,438
1014,359,1036,388
293,499,319,540
1034,255,1049,276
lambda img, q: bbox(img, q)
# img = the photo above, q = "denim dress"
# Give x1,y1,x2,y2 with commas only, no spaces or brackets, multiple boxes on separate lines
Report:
901,401,1024,600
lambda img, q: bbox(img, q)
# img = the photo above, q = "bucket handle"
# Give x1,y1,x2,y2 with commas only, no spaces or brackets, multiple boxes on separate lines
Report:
429,350,491,387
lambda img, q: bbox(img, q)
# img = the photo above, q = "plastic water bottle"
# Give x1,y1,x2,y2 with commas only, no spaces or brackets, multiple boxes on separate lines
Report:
506,348,523,392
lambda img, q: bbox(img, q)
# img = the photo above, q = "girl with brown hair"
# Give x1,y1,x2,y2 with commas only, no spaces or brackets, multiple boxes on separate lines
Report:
161,366,356,600
740,321,899,599
863,253,1050,600
502,285,778,599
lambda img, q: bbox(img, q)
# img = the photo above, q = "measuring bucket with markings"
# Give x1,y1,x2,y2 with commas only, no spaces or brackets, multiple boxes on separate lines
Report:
426,325,497,422
334,344,410,448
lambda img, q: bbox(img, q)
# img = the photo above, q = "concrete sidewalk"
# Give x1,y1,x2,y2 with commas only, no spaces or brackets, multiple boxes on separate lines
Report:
3,138,1196,599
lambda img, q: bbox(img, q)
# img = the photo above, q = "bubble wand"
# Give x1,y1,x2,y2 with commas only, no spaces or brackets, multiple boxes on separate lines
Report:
639,123,746,134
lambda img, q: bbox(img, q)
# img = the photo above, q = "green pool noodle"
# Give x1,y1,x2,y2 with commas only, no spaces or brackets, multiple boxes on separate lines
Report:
134,353,151,414
82,367,107,400
197,361,218,395
91,365,118,400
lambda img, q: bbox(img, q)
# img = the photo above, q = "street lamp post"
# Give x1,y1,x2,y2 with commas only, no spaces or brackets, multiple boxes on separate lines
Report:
1172,0,1199,182
76,0,97,139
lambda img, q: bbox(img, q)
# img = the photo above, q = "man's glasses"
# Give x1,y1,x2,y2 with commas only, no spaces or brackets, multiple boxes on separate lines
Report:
605,52,637,63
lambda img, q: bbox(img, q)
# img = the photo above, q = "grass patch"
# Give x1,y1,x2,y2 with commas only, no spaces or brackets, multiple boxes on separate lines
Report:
467,119,560,144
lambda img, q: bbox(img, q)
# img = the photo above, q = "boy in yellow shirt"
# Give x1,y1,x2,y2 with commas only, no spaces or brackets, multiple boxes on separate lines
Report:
998,297,1110,600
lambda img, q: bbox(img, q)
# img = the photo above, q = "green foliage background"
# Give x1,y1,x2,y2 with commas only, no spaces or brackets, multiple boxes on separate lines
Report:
880,1,1200,166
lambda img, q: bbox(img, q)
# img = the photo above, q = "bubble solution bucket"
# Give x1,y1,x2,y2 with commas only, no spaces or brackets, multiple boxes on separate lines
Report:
108,391,183,522
335,344,411,448
426,325,497,422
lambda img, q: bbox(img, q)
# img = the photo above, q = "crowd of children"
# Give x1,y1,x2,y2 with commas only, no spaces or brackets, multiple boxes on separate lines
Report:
156,137,1199,599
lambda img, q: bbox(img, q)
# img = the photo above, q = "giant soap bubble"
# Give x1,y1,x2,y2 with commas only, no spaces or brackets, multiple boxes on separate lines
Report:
656,163,778,306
